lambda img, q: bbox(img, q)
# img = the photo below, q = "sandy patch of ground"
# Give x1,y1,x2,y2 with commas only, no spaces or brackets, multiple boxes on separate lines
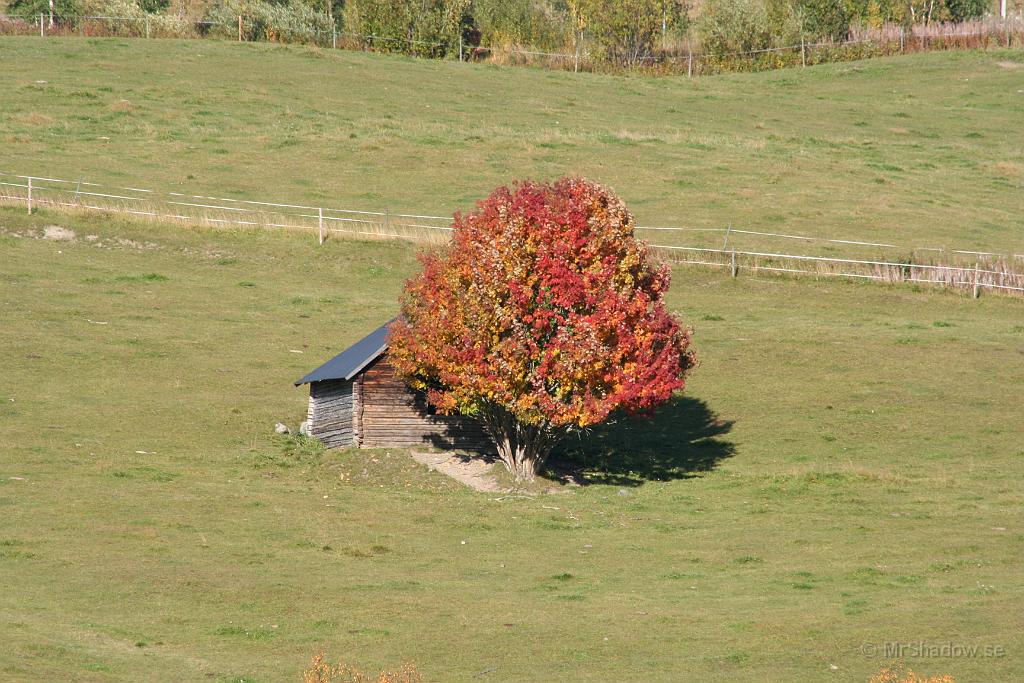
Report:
409,451,587,493
43,225,76,241
409,450,511,493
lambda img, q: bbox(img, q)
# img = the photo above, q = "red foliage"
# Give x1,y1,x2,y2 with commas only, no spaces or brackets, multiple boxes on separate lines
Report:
388,178,695,476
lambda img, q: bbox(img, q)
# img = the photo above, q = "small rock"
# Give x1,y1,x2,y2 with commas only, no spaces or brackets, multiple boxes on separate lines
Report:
274,422,290,435
299,420,311,436
617,489,630,497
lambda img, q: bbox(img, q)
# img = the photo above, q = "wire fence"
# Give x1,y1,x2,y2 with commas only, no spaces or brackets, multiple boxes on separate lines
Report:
2,12,1022,75
1,171,1022,298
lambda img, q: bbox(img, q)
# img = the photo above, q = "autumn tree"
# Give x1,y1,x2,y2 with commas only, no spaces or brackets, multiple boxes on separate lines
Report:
388,178,695,482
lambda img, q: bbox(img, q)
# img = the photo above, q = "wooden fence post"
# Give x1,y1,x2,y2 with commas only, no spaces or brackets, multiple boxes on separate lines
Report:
973,263,980,299
899,26,904,53
385,207,391,234
145,16,150,39
39,13,44,37
332,27,337,49
687,48,693,78
27,177,33,214
731,248,737,278
801,35,806,67
318,206,324,245
238,15,242,42
459,34,463,62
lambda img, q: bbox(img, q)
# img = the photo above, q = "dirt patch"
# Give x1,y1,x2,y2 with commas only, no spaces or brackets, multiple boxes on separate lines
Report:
996,60,1022,70
409,450,511,493
42,225,75,241
993,161,1021,177
409,451,585,493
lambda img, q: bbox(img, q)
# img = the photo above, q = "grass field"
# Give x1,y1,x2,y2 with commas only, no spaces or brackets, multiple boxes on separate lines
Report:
2,36,1024,682
2,206,1023,681
1,37,1022,256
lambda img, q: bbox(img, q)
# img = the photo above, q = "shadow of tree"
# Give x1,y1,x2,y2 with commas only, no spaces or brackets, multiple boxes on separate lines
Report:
551,395,735,486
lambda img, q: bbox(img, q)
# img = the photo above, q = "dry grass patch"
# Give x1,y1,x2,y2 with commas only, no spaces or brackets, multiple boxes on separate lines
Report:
993,161,1021,177
15,112,54,126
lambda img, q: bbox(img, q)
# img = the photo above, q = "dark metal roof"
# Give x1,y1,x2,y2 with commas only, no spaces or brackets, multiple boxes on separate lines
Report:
294,321,392,386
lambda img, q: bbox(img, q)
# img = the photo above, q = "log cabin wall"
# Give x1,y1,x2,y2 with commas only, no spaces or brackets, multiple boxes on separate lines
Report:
356,355,489,451
308,379,354,448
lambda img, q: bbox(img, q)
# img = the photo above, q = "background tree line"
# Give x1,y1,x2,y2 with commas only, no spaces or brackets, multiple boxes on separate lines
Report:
8,0,1004,63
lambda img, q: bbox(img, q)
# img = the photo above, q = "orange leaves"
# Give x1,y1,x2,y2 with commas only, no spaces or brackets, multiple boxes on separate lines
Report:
388,177,695,432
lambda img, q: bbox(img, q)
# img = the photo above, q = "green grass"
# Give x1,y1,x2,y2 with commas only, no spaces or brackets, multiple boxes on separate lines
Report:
2,207,1023,681
0,38,1022,255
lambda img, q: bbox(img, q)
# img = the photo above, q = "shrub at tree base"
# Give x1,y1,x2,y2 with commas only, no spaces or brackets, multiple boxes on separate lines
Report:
574,0,688,67
205,0,333,44
388,178,696,482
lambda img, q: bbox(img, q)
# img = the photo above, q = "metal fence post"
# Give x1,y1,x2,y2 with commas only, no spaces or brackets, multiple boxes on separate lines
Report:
27,177,33,214
318,206,324,245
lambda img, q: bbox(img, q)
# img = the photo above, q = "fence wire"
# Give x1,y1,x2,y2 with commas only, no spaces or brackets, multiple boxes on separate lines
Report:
1,171,1021,297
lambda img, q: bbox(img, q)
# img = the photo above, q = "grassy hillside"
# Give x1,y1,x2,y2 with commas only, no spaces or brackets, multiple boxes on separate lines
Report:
2,208,1023,681
1,37,1022,255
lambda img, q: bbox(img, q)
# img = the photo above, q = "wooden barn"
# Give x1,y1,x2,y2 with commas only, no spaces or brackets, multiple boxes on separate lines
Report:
295,321,489,451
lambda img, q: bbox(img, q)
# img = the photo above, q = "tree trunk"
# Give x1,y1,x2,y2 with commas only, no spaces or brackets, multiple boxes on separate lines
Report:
479,405,564,482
